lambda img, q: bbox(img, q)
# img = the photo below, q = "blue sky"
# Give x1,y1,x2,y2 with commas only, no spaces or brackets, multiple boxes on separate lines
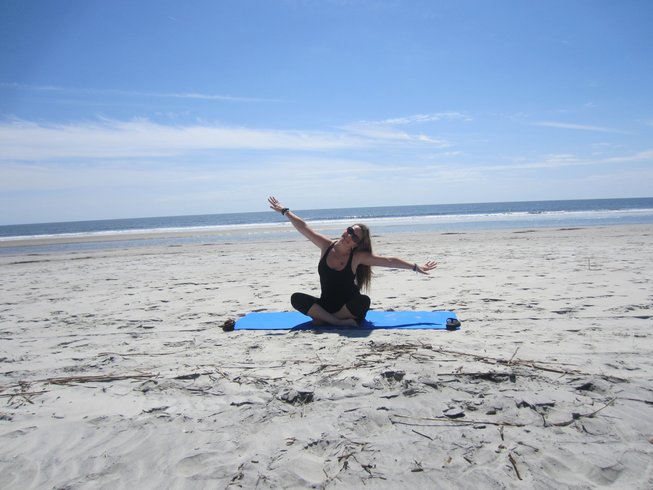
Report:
1,0,652,224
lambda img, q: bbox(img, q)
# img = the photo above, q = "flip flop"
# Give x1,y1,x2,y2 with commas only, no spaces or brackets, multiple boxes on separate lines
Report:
446,318,461,330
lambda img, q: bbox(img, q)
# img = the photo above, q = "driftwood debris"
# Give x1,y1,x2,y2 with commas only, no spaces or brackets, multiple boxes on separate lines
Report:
45,373,157,385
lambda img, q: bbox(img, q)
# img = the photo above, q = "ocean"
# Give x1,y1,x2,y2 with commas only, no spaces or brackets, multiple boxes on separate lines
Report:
1,197,652,255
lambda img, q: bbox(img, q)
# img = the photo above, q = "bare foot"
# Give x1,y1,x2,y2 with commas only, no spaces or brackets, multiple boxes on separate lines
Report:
311,317,357,327
335,318,358,327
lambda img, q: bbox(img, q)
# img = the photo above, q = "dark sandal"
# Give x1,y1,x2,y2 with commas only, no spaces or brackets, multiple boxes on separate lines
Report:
446,318,461,330
221,319,235,332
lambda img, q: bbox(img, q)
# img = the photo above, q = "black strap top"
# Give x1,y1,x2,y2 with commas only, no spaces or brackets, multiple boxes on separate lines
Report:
318,243,359,305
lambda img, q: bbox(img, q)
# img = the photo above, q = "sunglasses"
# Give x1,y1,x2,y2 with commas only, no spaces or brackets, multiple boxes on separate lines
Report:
347,226,361,243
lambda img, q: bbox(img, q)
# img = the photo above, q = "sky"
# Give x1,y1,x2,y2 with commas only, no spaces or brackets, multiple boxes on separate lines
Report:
1,0,652,225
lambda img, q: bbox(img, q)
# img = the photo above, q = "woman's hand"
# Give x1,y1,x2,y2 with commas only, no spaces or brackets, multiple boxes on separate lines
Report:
268,196,331,249
268,196,285,214
415,261,438,274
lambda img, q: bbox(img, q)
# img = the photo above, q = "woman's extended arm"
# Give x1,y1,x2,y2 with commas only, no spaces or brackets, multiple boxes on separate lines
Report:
268,196,332,250
356,252,437,275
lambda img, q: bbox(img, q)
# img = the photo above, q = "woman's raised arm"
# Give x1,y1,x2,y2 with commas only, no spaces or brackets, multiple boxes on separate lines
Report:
268,196,332,250
355,251,437,275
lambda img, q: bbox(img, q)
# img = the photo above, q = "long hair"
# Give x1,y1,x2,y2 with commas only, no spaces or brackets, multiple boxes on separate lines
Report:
354,223,373,292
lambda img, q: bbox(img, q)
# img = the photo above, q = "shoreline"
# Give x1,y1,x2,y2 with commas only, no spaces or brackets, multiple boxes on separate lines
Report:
1,220,652,255
1,224,652,488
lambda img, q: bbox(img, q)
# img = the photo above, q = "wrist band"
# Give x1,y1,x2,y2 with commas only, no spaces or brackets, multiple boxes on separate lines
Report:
281,208,289,216
413,263,417,272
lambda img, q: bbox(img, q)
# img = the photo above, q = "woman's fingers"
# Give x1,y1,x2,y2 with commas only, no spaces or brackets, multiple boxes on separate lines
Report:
418,261,438,274
268,196,282,211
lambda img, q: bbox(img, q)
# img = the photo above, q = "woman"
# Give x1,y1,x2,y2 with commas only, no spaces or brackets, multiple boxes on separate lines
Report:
268,196,437,327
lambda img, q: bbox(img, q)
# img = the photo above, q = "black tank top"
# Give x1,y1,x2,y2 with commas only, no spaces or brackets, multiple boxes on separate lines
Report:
318,243,360,307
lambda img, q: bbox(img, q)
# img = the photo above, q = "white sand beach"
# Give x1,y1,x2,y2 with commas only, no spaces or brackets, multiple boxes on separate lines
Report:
1,225,652,489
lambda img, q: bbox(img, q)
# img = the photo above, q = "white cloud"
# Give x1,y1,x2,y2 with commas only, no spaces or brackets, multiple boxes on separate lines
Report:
460,150,653,173
0,82,272,103
2,145,652,222
0,116,462,162
341,123,451,147
599,149,653,164
1,110,650,222
0,119,370,161
533,121,630,135
373,112,472,125
339,112,469,148
341,112,472,148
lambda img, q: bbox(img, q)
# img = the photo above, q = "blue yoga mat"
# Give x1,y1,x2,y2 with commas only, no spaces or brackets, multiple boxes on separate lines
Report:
234,310,460,330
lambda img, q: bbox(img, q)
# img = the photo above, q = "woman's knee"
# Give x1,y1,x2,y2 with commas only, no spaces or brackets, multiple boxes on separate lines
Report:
347,295,371,320
291,293,317,315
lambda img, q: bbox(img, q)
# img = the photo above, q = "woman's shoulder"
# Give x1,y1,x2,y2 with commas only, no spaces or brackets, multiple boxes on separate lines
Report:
352,249,373,266
320,240,336,254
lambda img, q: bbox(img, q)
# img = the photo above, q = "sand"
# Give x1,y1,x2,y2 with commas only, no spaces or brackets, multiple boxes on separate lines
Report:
1,225,652,489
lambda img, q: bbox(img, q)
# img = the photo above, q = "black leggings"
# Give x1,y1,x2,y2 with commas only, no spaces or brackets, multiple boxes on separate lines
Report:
291,292,371,321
